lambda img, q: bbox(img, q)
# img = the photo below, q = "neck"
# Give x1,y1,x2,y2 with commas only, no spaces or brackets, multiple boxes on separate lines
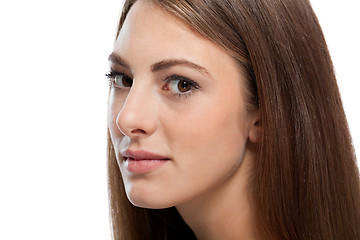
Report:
176,145,261,240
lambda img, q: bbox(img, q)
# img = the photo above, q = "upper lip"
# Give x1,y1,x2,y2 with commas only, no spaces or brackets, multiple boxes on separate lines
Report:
121,149,170,161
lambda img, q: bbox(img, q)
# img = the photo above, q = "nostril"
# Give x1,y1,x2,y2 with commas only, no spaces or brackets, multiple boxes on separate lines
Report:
131,129,146,134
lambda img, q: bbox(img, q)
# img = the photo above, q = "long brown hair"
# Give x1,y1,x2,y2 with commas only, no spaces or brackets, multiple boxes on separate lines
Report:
108,0,360,239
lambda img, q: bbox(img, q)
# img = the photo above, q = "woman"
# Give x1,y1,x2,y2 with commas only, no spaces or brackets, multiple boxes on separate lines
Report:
107,0,360,239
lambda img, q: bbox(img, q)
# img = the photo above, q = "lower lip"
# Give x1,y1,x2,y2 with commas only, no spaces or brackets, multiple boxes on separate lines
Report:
125,159,169,174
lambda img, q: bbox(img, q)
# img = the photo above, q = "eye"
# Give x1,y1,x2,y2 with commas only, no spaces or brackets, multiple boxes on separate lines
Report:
114,74,133,88
106,71,133,88
169,79,192,93
164,75,200,96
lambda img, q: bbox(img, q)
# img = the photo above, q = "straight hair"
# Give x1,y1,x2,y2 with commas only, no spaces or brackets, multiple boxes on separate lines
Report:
108,0,360,239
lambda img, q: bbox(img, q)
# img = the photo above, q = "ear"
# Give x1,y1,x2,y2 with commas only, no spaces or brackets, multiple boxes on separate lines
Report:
248,111,262,144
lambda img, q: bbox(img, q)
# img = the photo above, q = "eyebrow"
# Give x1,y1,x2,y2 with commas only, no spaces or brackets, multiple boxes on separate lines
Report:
108,53,130,69
108,53,212,78
151,59,211,77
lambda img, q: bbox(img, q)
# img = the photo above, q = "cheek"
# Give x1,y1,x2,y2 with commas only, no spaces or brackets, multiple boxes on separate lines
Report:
164,92,249,174
157,110,248,208
165,92,248,153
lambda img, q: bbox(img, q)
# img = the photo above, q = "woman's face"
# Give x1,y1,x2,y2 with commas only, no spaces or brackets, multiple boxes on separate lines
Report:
108,0,260,209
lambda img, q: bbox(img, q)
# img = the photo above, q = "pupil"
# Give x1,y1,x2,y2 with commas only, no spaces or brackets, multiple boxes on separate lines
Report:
178,80,191,92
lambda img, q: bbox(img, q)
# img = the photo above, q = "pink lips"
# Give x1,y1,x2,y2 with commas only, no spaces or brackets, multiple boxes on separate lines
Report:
121,150,170,174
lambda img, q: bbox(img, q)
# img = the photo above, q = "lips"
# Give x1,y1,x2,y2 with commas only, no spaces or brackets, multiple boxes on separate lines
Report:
121,149,170,161
121,149,170,174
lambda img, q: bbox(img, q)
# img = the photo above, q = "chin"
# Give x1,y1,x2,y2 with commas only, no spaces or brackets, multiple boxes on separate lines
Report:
125,185,175,209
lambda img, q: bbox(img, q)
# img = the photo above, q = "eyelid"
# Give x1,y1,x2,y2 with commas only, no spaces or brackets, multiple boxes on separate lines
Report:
107,65,133,78
105,70,122,79
163,74,199,86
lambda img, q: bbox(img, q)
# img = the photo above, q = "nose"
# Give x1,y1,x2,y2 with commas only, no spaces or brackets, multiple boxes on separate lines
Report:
116,81,158,138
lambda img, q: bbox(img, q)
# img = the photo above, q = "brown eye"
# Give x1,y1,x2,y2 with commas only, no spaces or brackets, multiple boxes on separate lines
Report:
114,74,133,88
168,78,194,94
164,75,200,98
178,80,192,92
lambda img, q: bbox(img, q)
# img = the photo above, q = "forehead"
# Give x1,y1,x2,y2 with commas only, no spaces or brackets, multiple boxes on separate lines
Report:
115,1,206,59
112,0,241,83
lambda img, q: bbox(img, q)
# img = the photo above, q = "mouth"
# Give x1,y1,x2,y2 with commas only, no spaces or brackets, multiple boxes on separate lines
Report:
121,149,170,174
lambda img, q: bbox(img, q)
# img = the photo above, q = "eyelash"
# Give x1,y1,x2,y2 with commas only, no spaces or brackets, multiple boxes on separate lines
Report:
105,71,200,98
105,70,124,87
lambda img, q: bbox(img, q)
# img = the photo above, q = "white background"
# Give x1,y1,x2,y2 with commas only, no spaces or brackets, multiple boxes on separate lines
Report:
0,0,358,239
